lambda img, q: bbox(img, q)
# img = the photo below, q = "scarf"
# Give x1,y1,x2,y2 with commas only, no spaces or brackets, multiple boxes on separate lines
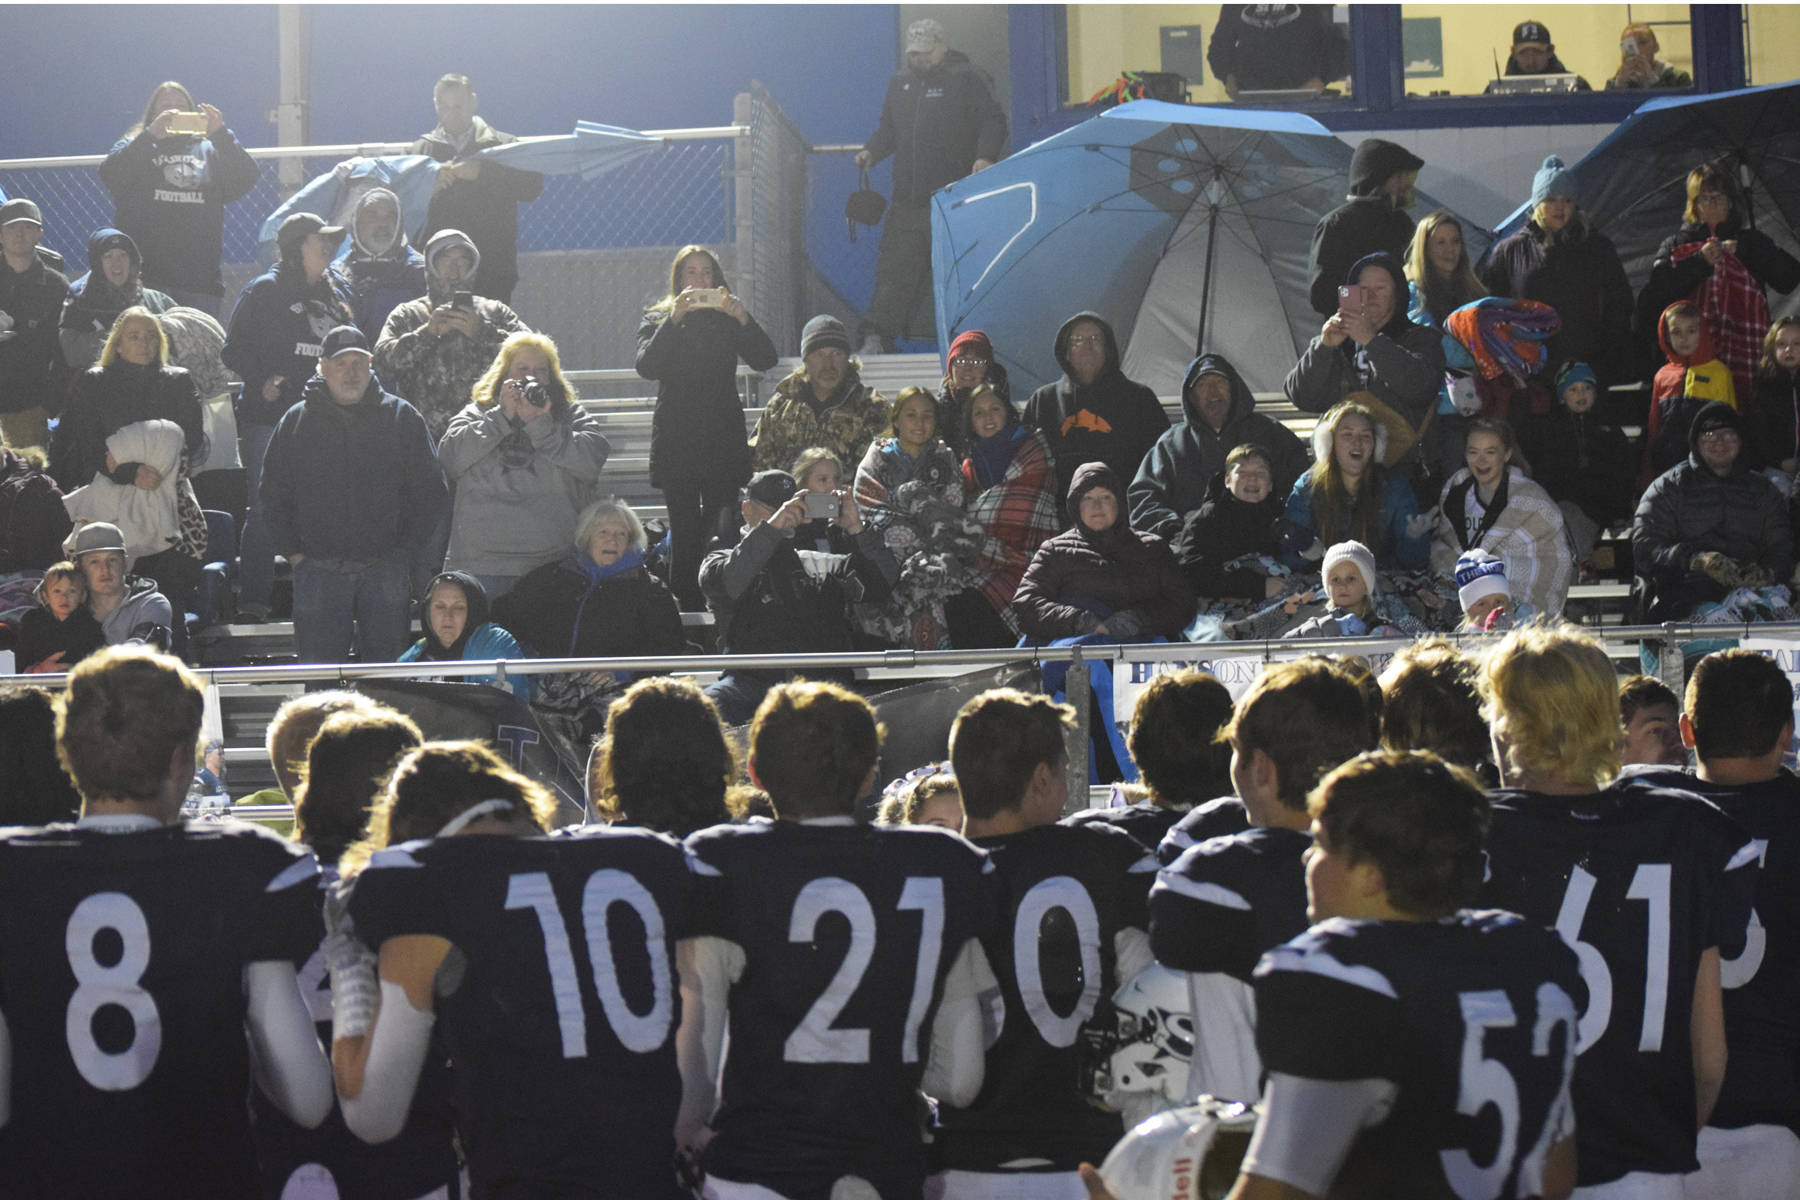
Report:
567,548,647,657
970,425,1024,492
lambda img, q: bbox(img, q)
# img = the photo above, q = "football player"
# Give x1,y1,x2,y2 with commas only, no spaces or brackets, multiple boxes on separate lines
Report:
682,680,997,1199
334,740,693,1197
1623,649,1800,1198
1064,669,1235,855
1479,626,1759,1195
932,688,1159,1197
0,645,331,1196
1148,658,1375,1104
252,706,462,1200
1081,752,1587,1200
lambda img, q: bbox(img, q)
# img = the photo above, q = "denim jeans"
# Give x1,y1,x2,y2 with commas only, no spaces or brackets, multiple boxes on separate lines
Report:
292,556,413,665
238,420,277,610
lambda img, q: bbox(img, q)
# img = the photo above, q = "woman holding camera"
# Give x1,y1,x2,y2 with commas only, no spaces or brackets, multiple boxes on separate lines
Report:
437,332,612,601
636,245,779,610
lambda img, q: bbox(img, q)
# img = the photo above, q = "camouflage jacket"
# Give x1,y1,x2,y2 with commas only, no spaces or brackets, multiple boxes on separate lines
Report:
750,366,891,475
374,295,527,441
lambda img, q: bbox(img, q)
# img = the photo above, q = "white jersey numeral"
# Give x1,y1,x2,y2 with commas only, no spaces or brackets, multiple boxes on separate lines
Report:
1553,862,1673,1052
1440,982,1578,1200
1720,839,1770,990
784,876,948,1065
505,869,673,1060
1012,875,1103,1048
65,893,162,1091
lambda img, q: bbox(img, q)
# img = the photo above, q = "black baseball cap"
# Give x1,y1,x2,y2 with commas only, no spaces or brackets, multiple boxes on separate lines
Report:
745,469,799,508
320,325,372,359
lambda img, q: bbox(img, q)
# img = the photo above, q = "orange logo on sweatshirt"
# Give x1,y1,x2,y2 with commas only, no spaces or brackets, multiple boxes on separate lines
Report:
1060,409,1115,437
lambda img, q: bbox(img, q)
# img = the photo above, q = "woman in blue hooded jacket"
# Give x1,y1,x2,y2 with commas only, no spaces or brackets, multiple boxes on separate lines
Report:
398,570,532,701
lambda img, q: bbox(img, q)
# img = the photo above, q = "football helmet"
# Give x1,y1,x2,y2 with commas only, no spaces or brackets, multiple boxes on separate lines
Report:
1097,1096,1260,1200
1083,964,1194,1113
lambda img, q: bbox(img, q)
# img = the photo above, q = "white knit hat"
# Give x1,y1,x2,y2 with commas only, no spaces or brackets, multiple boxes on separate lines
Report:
1322,540,1378,599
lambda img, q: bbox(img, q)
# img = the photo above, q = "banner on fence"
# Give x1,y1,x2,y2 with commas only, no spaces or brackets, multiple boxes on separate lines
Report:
1735,634,1800,745
1111,639,1417,716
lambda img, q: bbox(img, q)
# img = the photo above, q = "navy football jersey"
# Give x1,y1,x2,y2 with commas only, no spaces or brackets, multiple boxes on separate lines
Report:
348,825,691,1199
1150,825,1311,981
1253,912,1586,1200
249,863,462,1200
934,821,1159,1172
1480,777,1759,1183
1064,801,1189,858
1628,765,1800,1134
682,819,998,1200
1156,795,1251,865
0,818,321,1199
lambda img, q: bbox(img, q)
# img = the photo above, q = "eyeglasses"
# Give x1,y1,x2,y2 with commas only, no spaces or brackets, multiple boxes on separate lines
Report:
1698,429,1741,444
1696,192,1731,208
950,357,990,369
1067,334,1105,347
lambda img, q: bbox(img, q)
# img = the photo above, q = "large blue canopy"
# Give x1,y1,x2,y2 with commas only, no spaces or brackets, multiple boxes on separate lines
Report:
930,100,1478,396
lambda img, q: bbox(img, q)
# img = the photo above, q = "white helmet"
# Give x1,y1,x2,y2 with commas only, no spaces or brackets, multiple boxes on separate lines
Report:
1087,964,1195,1112
1097,1097,1260,1200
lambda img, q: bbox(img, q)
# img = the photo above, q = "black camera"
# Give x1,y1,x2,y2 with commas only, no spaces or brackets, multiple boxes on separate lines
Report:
520,380,551,408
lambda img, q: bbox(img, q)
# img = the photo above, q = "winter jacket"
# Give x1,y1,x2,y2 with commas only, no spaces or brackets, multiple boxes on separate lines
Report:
15,604,106,673
1282,467,1428,572
437,396,612,578
492,553,684,665
1208,4,1347,91
374,230,528,443
1023,313,1170,504
936,360,1011,458
1478,219,1635,385
0,448,73,572
1286,255,1446,461
341,188,427,341
257,373,447,563
1748,368,1800,473
221,260,356,427
1637,214,1800,351
962,424,1060,627
1172,473,1283,601
96,575,173,648
1129,353,1308,540
1519,406,1636,529
1307,139,1422,317
750,365,891,474
0,250,69,416
862,50,1007,207
1012,462,1195,643
399,621,533,702
1604,61,1693,90
58,229,176,371
99,126,260,295
50,360,202,490
635,304,777,489
1430,465,1573,616
1633,409,1793,620
699,518,898,658
409,116,544,300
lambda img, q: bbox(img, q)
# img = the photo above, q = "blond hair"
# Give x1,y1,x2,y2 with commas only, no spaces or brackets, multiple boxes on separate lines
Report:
98,307,169,368
1480,624,1623,789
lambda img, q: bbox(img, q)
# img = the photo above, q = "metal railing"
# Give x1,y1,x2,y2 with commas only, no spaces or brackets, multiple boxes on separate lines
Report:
0,93,824,372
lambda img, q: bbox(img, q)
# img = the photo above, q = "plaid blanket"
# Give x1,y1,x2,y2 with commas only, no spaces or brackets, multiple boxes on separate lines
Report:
963,428,1061,634
1672,241,1771,401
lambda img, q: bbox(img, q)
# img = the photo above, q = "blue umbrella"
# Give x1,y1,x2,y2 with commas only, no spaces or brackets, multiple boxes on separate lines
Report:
930,99,1481,396
1490,80,1800,308
257,121,664,259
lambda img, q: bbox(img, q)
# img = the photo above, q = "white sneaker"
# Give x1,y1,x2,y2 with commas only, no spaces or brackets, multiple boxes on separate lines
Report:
858,335,886,357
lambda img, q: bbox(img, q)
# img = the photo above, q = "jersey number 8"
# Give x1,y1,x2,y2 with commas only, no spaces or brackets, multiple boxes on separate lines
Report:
65,893,162,1091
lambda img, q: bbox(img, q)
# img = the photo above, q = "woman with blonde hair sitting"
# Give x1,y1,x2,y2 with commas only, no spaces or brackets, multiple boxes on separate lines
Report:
437,330,612,601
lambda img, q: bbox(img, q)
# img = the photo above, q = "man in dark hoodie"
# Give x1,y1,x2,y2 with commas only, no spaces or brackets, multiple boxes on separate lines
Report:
855,19,1007,354
1287,252,1446,478
1023,312,1170,506
258,326,447,665
340,187,425,342
1307,138,1424,318
222,212,357,621
59,229,175,372
410,74,543,305
1633,400,1792,621
374,229,527,443
1128,352,1307,540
